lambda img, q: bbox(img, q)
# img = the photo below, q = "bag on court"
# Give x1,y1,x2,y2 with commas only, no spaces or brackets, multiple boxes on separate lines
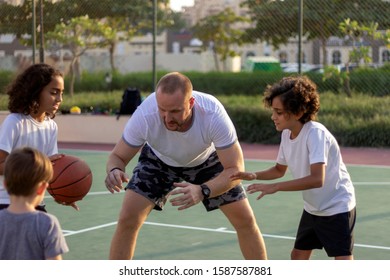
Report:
116,87,142,119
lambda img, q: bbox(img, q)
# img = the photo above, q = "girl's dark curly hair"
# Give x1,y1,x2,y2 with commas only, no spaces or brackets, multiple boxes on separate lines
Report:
263,76,320,123
6,63,63,118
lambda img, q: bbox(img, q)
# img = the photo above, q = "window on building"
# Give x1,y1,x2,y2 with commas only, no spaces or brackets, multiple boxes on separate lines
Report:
295,52,306,63
332,51,341,64
279,52,287,63
382,50,390,63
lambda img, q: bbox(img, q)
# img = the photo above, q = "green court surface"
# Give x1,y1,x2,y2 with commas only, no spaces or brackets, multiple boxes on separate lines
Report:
46,149,390,260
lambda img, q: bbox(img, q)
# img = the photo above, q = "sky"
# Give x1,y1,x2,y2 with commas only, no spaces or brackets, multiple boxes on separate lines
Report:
170,0,194,11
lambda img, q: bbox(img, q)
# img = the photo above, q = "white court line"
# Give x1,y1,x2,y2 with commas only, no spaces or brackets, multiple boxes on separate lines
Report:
45,179,390,201
63,220,390,251
242,183,389,187
353,182,389,185
44,190,124,199
245,158,390,169
45,181,389,201
63,222,117,237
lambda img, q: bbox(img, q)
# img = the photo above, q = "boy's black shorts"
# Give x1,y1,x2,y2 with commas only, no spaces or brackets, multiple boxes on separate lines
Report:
294,208,356,257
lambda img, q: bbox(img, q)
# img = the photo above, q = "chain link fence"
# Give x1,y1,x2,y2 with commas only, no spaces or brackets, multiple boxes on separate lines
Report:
0,0,389,95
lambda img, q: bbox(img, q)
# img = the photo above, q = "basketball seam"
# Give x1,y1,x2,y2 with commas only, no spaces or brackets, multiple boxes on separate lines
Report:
49,159,80,184
49,171,92,190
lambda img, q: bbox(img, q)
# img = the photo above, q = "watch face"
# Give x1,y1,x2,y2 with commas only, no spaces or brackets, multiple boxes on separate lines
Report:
201,185,211,197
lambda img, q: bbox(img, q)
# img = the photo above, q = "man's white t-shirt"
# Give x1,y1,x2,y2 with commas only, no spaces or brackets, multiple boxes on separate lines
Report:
0,113,58,204
122,91,237,167
277,121,356,216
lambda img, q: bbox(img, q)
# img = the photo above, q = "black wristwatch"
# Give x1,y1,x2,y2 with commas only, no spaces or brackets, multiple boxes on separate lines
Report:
200,184,211,199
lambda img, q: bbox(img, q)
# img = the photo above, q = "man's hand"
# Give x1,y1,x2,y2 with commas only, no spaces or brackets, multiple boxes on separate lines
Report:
168,182,204,210
105,169,130,194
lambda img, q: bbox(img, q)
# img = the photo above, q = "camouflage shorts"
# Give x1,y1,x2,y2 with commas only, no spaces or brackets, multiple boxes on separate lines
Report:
126,144,246,211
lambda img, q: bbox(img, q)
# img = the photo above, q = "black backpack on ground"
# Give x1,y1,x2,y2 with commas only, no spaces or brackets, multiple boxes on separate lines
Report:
116,87,142,119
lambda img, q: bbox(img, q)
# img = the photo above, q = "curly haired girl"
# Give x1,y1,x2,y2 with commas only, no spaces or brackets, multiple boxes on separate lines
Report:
0,63,78,211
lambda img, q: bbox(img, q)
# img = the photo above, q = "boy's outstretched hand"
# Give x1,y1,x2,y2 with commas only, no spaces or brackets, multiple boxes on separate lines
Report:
230,171,257,181
247,183,278,200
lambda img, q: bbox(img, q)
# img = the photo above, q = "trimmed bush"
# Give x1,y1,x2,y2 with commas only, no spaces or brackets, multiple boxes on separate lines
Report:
1,70,390,147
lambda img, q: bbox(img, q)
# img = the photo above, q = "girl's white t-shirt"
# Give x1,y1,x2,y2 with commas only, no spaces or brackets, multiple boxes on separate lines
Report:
0,113,58,204
277,121,356,216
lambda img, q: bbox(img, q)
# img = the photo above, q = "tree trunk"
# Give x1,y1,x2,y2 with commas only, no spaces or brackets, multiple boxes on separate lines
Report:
69,58,76,97
321,38,327,66
343,62,352,97
213,50,220,71
109,43,116,72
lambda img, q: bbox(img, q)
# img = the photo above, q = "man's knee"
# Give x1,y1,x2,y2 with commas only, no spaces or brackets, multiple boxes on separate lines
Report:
222,201,258,230
117,211,145,233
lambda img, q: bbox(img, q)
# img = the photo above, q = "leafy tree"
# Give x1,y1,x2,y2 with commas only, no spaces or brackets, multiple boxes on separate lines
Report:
46,16,108,96
94,0,173,73
192,8,249,71
50,0,173,73
0,1,65,37
0,2,27,36
339,19,378,66
324,19,388,97
0,0,173,62
168,11,189,31
96,18,137,73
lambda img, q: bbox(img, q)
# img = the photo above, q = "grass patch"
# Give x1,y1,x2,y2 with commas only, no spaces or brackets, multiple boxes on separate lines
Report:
1,91,390,147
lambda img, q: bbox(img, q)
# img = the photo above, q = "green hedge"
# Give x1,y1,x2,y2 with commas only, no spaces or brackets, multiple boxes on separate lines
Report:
349,69,390,97
1,70,390,147
230,109,390,147
0,70,14,95
1,68,389,96
226,106,282,144
223,92,390,148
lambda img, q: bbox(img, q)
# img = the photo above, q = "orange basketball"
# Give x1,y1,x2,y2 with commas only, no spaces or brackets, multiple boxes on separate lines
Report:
48,155,93,204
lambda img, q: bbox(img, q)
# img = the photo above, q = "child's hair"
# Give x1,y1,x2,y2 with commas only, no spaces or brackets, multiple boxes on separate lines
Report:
4,147,53,197
263,76,320,123
6,63,63,118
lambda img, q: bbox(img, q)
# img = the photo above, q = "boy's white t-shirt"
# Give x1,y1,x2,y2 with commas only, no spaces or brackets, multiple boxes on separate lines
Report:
122,91,237,167
0,113,58,204
277,121,356,216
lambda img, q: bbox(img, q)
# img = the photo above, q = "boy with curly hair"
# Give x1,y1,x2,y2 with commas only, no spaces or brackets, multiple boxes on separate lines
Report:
231,76,356,260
